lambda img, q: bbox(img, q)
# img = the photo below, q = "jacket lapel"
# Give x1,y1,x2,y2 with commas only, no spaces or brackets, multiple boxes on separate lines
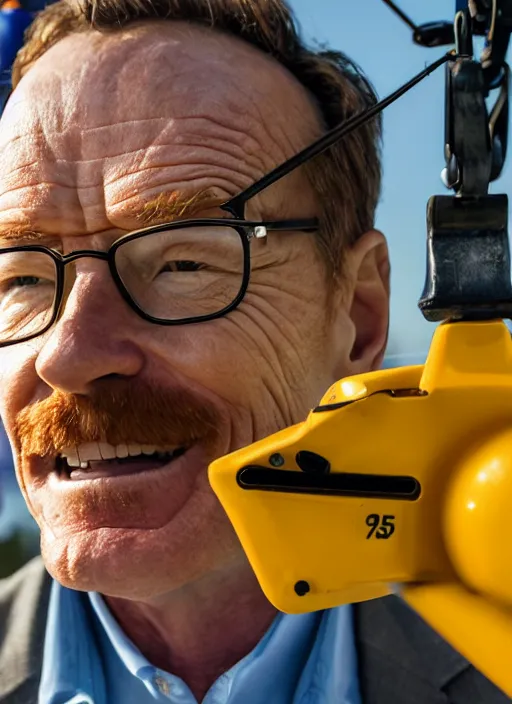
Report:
0,558,51,704
354,594,510,704
354,594,468,704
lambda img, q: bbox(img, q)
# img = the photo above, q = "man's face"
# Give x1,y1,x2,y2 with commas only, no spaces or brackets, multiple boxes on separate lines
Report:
0,22,388,598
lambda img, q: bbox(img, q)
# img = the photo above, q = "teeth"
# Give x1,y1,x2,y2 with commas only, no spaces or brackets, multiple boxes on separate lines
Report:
64,448,80,468
99,442,116,460
78,442,102,461
116,443,129,458
60,442,181,465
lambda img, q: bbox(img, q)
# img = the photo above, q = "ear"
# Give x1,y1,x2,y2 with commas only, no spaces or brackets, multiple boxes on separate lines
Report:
335,230,390,376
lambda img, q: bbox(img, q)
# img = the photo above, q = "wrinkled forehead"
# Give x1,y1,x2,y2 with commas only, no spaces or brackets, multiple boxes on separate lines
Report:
0,22,321,166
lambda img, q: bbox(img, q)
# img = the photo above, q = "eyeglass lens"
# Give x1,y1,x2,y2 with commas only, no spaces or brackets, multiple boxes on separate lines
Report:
115,224,246,321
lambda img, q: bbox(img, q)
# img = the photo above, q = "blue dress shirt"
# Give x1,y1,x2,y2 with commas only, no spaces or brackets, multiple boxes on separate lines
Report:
39,581,361,704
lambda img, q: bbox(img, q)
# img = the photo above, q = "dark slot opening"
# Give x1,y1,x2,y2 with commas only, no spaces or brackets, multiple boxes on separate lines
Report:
237,466,421,501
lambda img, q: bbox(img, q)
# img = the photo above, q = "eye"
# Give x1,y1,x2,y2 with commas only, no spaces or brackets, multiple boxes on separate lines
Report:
7,275,42,289
160,260,203,273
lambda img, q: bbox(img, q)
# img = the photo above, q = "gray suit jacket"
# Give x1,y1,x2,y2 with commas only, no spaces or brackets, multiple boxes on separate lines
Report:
0,558,508,704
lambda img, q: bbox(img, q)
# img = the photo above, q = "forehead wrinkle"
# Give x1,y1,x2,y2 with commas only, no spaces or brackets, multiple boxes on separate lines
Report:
18,22,321,151
3,22,322,239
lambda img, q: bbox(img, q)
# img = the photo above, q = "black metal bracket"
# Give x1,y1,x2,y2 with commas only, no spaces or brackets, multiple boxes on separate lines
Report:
443,56,493,195
442,7,510,197
381,1,512,322
418,194,512,321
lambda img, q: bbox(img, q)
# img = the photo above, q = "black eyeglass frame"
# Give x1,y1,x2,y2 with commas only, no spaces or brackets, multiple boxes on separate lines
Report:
0,52,453,347
0,218,318,347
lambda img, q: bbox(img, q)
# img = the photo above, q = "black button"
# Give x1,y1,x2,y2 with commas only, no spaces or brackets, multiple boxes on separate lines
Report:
294,580,310,596
295,451,331,474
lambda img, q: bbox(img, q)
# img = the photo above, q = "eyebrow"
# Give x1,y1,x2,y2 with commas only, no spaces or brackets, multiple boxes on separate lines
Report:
0,189,230,245
0,229,55,244
137,188,229,227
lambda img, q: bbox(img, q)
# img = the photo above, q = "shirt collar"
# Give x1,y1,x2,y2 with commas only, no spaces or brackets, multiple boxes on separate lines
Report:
88,589,323,703
39,581,106,704
40,579,361,704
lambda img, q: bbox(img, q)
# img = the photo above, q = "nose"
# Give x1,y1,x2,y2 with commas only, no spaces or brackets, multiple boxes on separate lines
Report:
35,266,145,394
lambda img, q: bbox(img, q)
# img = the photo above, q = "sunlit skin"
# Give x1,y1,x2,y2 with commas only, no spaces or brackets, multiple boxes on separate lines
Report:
0,21,389,700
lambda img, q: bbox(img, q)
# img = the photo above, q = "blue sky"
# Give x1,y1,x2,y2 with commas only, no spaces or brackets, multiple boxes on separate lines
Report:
288,0,512,363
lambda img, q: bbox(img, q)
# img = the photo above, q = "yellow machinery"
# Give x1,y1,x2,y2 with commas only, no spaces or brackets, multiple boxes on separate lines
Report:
210,319,512,696
210,1,512,698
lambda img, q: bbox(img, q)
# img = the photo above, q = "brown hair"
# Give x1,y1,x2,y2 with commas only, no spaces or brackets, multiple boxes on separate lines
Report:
13,0,382,277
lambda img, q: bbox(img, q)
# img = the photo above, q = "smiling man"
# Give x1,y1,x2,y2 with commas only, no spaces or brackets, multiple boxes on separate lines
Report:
0,1,507,703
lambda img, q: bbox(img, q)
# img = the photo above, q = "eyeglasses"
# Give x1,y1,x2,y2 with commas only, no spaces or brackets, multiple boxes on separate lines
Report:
0,218,318,346
0,53,451,347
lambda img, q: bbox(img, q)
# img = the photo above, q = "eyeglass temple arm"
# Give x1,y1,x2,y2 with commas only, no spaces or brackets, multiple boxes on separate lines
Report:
223,51,455,218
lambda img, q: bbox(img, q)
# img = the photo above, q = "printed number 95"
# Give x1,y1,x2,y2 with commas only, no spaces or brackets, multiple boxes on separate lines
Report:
366,514,396,540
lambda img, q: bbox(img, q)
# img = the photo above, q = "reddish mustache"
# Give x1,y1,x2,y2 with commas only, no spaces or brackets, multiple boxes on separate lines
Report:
14,382,220,457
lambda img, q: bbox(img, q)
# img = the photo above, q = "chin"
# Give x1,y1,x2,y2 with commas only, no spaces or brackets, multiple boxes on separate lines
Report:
20,438,244,598
39,493,244,600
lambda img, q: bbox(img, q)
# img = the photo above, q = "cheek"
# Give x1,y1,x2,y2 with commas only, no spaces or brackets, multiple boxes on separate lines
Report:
145,263,341,433
0,342,42,436
0,344,43,505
